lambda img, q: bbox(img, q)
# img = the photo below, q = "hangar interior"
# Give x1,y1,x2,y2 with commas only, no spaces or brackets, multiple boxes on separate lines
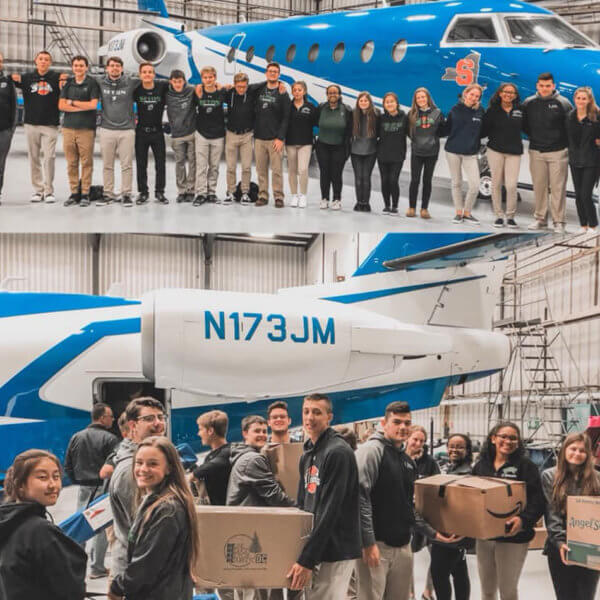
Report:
2,231,598,445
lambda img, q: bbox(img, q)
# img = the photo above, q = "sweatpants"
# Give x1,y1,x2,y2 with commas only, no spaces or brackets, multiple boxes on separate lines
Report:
135,129,166,194
446,151,479,212
24,124,59,196
98,127,135,198
476,539,528,600
254,138,284,201
430,544,470,600
287,144,312,195
0,127,15,194
409,154,437,209
171,133,196,195
62,128,95,195
356,541,412,600
315,141,346,201
487,147,521,219
378,160,403,209
546,541,600,600
195,132,224,195
570,164,599,228
529,148,568,225
305,560,355,600
77,485,108,575
351,153,377,206
226,130,253,194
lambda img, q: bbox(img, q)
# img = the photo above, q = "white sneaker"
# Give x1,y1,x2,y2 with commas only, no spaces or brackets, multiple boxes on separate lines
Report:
298,194,307,208
240,193,251,205
223,193,233,204
527,220,546,230
290,194,298,208
320,198,329,209
44,194,56,204
580,227,589,234
331,200,341,211
553,223,566,234
31,193,43,202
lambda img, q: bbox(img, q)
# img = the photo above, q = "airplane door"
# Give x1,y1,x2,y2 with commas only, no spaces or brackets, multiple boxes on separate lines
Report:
225,33,245,76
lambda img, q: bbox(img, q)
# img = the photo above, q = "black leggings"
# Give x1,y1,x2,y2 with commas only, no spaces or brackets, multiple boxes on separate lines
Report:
135,129,166,194
315,141,347,201
570,165,599,227
351,153,377,205
409,154,438,209
547,540,600,600
430,544,470,600
378,160,403,209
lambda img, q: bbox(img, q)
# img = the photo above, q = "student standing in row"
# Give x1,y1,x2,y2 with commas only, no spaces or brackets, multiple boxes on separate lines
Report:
0,52,17,204
377,92,407,215
483,83,523,228
407,87,444,220
286,80,317,209
59,55,100,207
444,83,485,225
565,86,600,233
542,432,600,600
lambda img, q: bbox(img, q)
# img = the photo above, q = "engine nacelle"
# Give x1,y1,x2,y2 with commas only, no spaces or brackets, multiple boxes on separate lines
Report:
100,29,168,71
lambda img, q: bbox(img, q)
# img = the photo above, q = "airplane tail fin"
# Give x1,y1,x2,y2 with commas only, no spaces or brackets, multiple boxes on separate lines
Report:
137,0,169,18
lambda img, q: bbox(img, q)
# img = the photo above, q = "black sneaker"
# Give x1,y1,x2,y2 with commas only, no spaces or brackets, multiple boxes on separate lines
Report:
207,194,218,204
463,214,480,225
493,218,504,228
96,195,112,207
193,194,206,206
155,192,169,204
79,194,90,207
223,193,234,205
176,193,186,203
363,203,371,213
390,207,398,215
382,205,390,214
122,195,133,208
452,214,463,224
506,218,518,229
136,192,149,205
184,193,194,202
64,193,80,207
353,203,361,212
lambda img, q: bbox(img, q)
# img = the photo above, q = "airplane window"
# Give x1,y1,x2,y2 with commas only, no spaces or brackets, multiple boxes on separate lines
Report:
333,42,345,63
308,43,319,62
392,39,407,63
361,40,374,63
286,44,297,62
266,45,275,62
505,17,593,47
246,46,255,62
446,17,498,43
227,46,236,63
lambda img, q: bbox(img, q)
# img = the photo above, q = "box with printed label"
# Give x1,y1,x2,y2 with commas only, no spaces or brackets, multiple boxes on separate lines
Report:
528,527,547,550
567,496,600,571
263,442,304,501
415,474,527,539
195,506,313,588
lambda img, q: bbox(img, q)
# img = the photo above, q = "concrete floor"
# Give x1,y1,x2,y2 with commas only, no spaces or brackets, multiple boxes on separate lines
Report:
0,128,584,234
50,485,593,599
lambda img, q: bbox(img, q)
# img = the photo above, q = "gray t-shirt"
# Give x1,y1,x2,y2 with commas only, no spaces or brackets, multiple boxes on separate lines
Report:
166,85,197,138
60,75,100,130
96,74,139,130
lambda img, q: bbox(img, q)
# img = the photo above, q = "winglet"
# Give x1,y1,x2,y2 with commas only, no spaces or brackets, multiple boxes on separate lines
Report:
137,0,169,18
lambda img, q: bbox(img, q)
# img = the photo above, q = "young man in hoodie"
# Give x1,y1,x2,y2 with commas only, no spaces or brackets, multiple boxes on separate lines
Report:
108,396,166,582
166,69,197,203
523,73,572,233
288,393,361,600
0,52,17,204
96,56,139,207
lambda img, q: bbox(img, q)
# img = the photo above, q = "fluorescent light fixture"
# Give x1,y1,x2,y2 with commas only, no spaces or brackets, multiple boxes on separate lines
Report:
480,7,492,12
347,11,369,17
307,23,330,30
249,233,275,238
445,2,461,6
406,14,435,21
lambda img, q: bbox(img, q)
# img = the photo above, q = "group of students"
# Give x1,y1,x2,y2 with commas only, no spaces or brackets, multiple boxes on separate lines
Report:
1,394,599,600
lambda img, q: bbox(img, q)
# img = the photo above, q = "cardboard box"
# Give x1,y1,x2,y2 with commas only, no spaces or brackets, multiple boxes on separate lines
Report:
263,443,304,501
529,527,547,550
567,496,600,571
195,506,313,588
415,475,527,539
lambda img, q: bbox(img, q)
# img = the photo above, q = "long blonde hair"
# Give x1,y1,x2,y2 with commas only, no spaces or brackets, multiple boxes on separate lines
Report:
574,86,599,122
461,83,483,109
408,87,437,135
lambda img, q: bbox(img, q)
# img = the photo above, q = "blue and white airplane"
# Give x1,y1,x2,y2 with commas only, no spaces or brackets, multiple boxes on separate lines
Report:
101,0,599,114
0,232,549,482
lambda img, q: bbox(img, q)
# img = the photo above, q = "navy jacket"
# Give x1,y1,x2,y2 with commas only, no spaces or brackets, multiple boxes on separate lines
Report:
444,101,485,156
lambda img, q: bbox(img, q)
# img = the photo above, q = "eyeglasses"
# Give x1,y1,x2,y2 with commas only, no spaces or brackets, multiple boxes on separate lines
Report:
501,90,516,95
137,414,167,424
496,434,518,442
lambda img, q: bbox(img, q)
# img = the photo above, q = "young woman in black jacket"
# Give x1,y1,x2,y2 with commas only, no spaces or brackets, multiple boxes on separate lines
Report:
472,422,545,600
109,436,200,600
542,432,600,600
377,92,408,215
0,450,87,600
565,87,600,232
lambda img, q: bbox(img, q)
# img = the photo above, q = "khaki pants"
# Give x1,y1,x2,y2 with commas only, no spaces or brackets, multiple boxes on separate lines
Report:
98,127,135,198
62,128,95,195
24,124,58,195
287,144,312,195
487,148,521,219
254,138,284,201
226,130,253,194
476,539,529,600
529,148,568,225
305,560,355,600
171,133,196,194
195,132,224,195
356,541,413,600
445,151,480,212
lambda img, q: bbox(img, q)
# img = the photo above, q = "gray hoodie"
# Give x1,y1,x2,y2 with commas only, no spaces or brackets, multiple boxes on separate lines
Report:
226,443,294,507
166,85,196,138
97,74,139,130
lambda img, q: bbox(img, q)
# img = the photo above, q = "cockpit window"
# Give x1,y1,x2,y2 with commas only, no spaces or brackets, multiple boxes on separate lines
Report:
446,17,498,43
505,17,593,47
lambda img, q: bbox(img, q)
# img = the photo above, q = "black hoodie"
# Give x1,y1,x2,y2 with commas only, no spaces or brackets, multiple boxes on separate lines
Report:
522,90,572,152
0,502,87,600
565,108,600,168
296,427,361,569
377,110,408,163
0,72,17,131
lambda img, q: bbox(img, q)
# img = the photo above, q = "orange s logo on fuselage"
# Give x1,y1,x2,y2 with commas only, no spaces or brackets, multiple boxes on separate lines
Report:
442,51,481,87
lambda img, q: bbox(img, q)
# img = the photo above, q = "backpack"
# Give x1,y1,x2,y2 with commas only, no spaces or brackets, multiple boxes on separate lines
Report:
233,181,259,203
